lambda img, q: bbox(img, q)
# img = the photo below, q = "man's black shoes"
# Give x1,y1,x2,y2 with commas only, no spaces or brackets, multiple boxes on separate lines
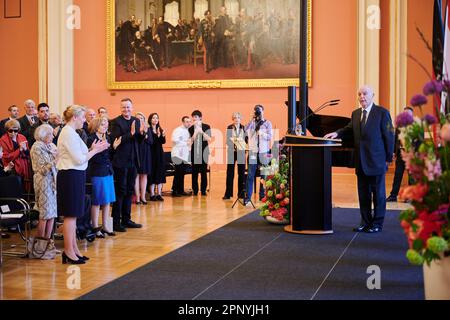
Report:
386,195,397,202
353,225,383,233
365,226,382,233
123,220,142,229
113,225,127,232
353,225,368,232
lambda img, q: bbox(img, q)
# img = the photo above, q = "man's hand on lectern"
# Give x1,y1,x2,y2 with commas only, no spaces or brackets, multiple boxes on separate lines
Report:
324,132,338,139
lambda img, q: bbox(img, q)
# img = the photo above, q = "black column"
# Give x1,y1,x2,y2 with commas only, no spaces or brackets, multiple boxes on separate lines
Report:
299,0,309,136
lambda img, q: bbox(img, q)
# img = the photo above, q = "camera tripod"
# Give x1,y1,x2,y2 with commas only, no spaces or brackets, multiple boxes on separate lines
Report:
232,187,255,209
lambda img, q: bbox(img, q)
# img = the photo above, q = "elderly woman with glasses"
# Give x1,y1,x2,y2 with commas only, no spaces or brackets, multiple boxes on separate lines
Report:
30,124,58,240
0,119,32,187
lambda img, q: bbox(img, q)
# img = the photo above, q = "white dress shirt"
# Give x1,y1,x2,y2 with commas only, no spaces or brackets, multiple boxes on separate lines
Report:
57,125,89,171
361,103,374,124
171,125,191,163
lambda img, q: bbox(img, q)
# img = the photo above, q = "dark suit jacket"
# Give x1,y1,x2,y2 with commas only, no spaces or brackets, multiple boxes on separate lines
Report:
18,115,38,141
29,120,50,147
110,116,143,168
189,123,211,165
337,104,394,176
87,133,114,177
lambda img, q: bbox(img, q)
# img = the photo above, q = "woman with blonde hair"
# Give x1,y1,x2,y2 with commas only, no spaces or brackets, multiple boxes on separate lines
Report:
87,116,121,237
57,106,109,264
134,112,153,204
30,124,58,240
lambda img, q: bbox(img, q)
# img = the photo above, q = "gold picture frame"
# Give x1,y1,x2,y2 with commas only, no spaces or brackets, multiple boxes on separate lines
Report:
106,0,312,90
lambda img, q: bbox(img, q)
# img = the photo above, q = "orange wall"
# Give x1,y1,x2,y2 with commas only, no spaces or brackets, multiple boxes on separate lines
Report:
379,0,390,108
0,0,39,118
407,0,434,115
72,0,358,141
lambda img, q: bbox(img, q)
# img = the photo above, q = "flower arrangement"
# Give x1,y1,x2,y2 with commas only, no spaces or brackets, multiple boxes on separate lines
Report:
259,153,290,223
396,80,450,266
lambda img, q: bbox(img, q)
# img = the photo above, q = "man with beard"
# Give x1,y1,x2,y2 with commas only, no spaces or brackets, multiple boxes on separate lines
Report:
29,103,51,146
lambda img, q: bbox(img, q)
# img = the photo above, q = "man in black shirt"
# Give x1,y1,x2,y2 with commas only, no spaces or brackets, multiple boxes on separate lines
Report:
110,98,145,232
189,110,211,196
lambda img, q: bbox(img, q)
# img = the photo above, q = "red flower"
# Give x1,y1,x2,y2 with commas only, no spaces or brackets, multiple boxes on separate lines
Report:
399,184,429,203
403,205,449,248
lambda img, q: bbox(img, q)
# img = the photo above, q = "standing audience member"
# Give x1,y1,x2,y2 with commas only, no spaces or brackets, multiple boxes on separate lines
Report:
134,112,153,205
189,110,212,196
87,116,120,238
30,124,58,241
223,112,246,200
18,99,38,141
29,103,50,146
110,98,144,232
0,120,32,189
83,108,97,133
387,107,414,202
0,105,20,137
57,106,109,264
98,107,109,118
148,113,167,201
171,116,192,197
244,105,273,205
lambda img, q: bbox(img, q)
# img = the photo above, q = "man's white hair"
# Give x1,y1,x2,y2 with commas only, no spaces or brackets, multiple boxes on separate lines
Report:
24,99,35,107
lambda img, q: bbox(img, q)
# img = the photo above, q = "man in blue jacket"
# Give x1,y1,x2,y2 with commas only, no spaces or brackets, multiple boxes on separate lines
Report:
325,86,395,233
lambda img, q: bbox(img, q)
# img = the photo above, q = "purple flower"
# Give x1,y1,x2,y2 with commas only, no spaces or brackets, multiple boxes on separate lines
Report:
423,80,444,96
423,114,438,125
396,112,415,128
410,94,428,107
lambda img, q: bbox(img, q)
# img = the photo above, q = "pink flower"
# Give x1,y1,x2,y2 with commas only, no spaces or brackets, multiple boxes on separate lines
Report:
424,159,442,181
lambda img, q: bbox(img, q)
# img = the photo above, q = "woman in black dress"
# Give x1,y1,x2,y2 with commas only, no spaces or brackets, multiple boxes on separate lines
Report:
148,113,166,201
135,112,153,204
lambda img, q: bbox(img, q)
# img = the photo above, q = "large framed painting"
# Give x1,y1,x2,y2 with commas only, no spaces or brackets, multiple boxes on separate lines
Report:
106,0,311,90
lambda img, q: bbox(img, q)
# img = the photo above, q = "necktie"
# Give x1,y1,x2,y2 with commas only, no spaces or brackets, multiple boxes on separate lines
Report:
361,110,367,132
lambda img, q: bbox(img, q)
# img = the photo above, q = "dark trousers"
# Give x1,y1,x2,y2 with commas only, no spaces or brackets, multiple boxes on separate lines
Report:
173,160,187,194
357,172,386,228
161,40,171,67
192,163,208,194
225,153,246,198
389,155,406,197
112,166,137,226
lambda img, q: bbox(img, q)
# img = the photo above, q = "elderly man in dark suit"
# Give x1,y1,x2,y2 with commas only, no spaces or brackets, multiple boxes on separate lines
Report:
17,99,38,141
325,86,395,233
110,98,145,232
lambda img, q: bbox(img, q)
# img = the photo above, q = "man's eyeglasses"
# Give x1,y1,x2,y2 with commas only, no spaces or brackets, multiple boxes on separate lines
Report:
8,129,19,133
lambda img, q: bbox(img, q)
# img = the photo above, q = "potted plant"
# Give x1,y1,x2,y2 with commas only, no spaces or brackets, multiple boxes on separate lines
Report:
396,80,450,300
259,153,290,225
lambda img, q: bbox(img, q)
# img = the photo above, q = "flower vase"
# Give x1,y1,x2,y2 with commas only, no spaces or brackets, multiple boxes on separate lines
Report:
265,216,289,225
423,255,450,300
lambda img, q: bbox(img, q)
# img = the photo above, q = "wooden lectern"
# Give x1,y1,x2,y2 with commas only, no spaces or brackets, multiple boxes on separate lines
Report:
284,135,342,235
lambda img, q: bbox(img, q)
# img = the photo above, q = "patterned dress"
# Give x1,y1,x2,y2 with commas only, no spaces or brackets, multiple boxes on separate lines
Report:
30,141,58,220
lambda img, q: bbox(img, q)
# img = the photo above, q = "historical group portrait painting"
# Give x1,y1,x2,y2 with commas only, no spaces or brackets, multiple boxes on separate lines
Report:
107,0,311,89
